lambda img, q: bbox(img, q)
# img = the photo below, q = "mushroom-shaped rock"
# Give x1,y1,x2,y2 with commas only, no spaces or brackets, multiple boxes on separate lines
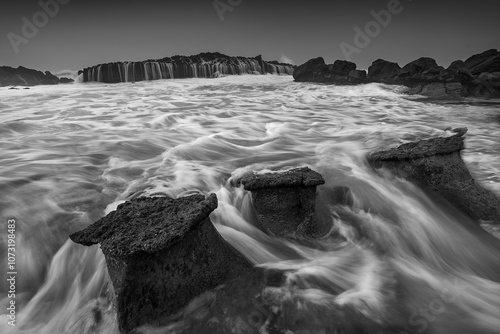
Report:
70,193,253,333
241,167,326,238
368,129,500,223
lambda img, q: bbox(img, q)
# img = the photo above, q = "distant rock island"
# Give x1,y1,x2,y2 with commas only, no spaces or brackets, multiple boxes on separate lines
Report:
294,49,500,98
78,52,295,83
0,66,73,87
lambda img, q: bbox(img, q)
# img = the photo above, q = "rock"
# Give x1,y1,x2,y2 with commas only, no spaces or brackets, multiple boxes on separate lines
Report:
368,129,500,223
330,60,357,76
81,52,295,83
70,194,253,333
367,59,401,83
59,77,74,84
397,57,439,79
293,57,327,82
0,66,71,86
409,82,462,98
348,69,367,81
241,167,326,238
464,49,500,74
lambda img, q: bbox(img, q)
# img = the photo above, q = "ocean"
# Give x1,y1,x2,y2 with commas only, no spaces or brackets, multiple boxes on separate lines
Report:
1,75,499,333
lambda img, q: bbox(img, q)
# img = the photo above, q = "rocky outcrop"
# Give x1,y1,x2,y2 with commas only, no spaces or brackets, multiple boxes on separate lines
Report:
79,52,295,83
294,49,500,98
0,66,73,86
368,128,500,223
293,58,366,85
241,167,327,238
69,194,253,333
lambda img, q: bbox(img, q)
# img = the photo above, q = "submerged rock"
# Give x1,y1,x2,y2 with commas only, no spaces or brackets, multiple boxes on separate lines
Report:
69,193,253,333
368,128,500,223
241,167,327,238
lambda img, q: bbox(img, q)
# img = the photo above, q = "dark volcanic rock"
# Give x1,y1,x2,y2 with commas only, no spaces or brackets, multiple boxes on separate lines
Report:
464,49,500,74
367,59,401,83
0,66,71,86
330,60,357,76
293,57,327,82
70,194,253,333
241,167,327,238
293,58,365,85
368,128,500,223
396,57,439,80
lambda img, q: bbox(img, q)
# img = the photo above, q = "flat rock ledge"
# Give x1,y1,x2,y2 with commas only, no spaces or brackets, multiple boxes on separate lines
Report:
368,128,500,223
69,193,253,333
241,167,326,238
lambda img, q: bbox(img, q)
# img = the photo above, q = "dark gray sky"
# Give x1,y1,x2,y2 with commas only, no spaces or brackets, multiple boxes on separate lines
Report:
1,0,499,72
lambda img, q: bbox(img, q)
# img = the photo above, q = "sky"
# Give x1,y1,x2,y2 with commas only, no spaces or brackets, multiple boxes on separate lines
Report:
0,0,499,73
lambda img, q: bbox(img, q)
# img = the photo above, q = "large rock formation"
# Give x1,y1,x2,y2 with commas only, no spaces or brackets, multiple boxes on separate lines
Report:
0,66,73,86
69,193,253,333
241,167,327,238
368,128,500,223
294,49,500,98
79,52,295,83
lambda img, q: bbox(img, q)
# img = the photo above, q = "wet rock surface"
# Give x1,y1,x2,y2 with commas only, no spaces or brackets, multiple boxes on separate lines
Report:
70,193,253,333
368,128,500,223
241,167,327,238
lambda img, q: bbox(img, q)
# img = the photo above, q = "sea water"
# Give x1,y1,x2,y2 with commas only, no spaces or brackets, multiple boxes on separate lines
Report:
0,75,499,333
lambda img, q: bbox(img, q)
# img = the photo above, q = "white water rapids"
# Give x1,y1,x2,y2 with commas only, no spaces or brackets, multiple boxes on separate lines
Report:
0,75,499,333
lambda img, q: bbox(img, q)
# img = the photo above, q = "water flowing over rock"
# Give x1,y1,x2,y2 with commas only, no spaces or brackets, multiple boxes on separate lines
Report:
294,49,500,98
79,52,294,83
368,128,500,223
0,66,73,86
241,167,327,238
69,193,253,333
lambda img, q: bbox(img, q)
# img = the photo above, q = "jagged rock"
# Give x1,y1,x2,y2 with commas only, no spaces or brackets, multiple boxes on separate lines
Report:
464,49,500,74
409,82,462,98
0,66,72,86
396,57,439,80
330,60,357,76
293,57,327,82
241,167,326,238
70,193,253,333
367,59,401,83
368,128,500,223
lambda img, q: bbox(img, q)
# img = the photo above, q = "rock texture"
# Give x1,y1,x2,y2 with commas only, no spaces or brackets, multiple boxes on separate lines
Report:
368,128,500,223
293,58,366,85
79,52,295,83
0,66,73,86
70,194,253,333
241,167,326,238
294,49,500,98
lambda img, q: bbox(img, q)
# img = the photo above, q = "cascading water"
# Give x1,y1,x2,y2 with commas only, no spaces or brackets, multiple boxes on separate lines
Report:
0,75,499,333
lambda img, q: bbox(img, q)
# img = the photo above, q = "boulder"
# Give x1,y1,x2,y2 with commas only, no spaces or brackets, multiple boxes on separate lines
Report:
348,69,367,81
408,82,462,98
367,59,401,83
464,49,500,74
368,128,500,223
70,194,253,333
241,167,326,238
330,60,357,76
293,57,327,82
